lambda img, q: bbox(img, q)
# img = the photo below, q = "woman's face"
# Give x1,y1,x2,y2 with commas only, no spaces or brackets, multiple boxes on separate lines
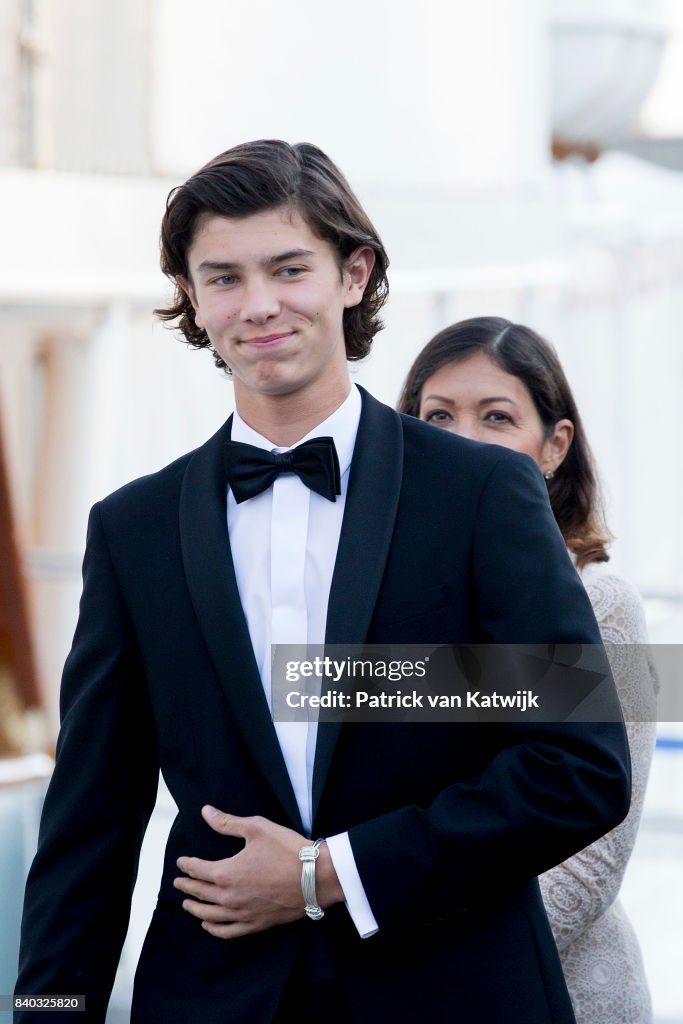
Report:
418,351,573,474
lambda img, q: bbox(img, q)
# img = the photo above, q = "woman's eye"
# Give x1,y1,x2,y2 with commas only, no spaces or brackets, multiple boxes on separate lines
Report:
424,409,452,423
484,411,513,424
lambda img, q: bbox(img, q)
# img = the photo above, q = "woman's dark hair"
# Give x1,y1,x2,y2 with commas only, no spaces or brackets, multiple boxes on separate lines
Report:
155,139,389,371
398,316,611,568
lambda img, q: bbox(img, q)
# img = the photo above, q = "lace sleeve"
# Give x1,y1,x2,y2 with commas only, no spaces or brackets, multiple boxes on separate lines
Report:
539,569,657,952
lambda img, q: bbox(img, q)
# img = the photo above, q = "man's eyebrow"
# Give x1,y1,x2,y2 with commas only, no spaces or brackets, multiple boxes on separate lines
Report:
263,248,315,266
195,249,316,274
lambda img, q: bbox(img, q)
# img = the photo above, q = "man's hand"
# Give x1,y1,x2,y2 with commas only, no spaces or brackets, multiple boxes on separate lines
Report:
174,806,344,938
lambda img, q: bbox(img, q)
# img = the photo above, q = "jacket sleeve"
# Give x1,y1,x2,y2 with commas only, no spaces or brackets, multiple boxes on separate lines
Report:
347,453,632,932
15,503,159,1024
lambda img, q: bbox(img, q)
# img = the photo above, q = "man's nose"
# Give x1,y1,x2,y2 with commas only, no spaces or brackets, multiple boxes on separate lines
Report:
240,278,280,323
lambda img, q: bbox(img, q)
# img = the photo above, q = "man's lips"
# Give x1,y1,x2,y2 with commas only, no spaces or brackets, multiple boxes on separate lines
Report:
240,331,294,347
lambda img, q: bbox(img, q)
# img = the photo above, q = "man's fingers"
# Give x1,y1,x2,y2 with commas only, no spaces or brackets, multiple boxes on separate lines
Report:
174,810,308,941
180,898,241,924
201,920,255,940
201,805,254,837
173,875,221,904
175,855,217,881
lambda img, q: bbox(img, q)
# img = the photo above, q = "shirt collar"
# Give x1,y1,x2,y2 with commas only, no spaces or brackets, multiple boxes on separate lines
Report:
232,384,361,480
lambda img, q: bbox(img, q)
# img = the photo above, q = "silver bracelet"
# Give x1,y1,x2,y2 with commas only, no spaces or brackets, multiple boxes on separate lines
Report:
299,838,326,920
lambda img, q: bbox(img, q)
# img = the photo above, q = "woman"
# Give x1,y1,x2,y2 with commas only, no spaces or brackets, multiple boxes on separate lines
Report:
398,316,657,1024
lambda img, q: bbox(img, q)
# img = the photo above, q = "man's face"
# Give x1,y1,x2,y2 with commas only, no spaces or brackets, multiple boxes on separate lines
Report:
179,206,373,411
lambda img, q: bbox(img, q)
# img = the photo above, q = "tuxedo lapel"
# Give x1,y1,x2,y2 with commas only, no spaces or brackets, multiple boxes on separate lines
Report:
312,388,404,820
179,418,303,831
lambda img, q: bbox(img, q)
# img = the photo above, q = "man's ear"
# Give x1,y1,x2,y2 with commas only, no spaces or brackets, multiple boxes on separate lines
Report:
177,275,203,327
343,246,376,309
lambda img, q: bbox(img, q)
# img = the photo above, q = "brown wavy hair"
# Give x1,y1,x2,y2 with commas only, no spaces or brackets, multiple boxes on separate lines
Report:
398,317,612,568
155,140,389,372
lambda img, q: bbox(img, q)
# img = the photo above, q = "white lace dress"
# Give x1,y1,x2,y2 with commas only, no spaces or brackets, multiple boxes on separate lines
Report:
539,564,658,1024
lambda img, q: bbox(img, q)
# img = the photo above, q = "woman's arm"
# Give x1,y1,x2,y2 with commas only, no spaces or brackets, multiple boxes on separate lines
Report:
539,572,657,951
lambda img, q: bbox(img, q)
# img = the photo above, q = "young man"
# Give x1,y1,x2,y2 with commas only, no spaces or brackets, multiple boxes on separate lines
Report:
16,141,630,1023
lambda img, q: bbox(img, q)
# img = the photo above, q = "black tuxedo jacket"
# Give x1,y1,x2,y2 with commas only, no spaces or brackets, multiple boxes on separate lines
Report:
16,388,630,1023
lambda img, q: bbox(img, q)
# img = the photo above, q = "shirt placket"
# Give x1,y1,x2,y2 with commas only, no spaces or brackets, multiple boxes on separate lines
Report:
269,469,313,833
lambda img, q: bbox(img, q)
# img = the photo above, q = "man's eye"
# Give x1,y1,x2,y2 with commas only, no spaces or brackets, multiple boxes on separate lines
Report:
278,267,305,278
211,274,237,286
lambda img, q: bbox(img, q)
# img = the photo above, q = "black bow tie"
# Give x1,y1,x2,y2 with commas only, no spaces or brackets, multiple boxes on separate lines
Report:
223,436,341,504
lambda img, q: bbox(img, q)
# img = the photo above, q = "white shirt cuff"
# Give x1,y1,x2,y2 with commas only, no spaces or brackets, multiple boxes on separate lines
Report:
326,831,379,938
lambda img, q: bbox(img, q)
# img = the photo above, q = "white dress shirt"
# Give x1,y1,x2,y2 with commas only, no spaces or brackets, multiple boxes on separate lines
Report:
227,384,378,937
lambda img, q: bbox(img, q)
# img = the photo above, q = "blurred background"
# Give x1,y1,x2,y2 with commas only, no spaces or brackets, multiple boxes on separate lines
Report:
1,0,682,1019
